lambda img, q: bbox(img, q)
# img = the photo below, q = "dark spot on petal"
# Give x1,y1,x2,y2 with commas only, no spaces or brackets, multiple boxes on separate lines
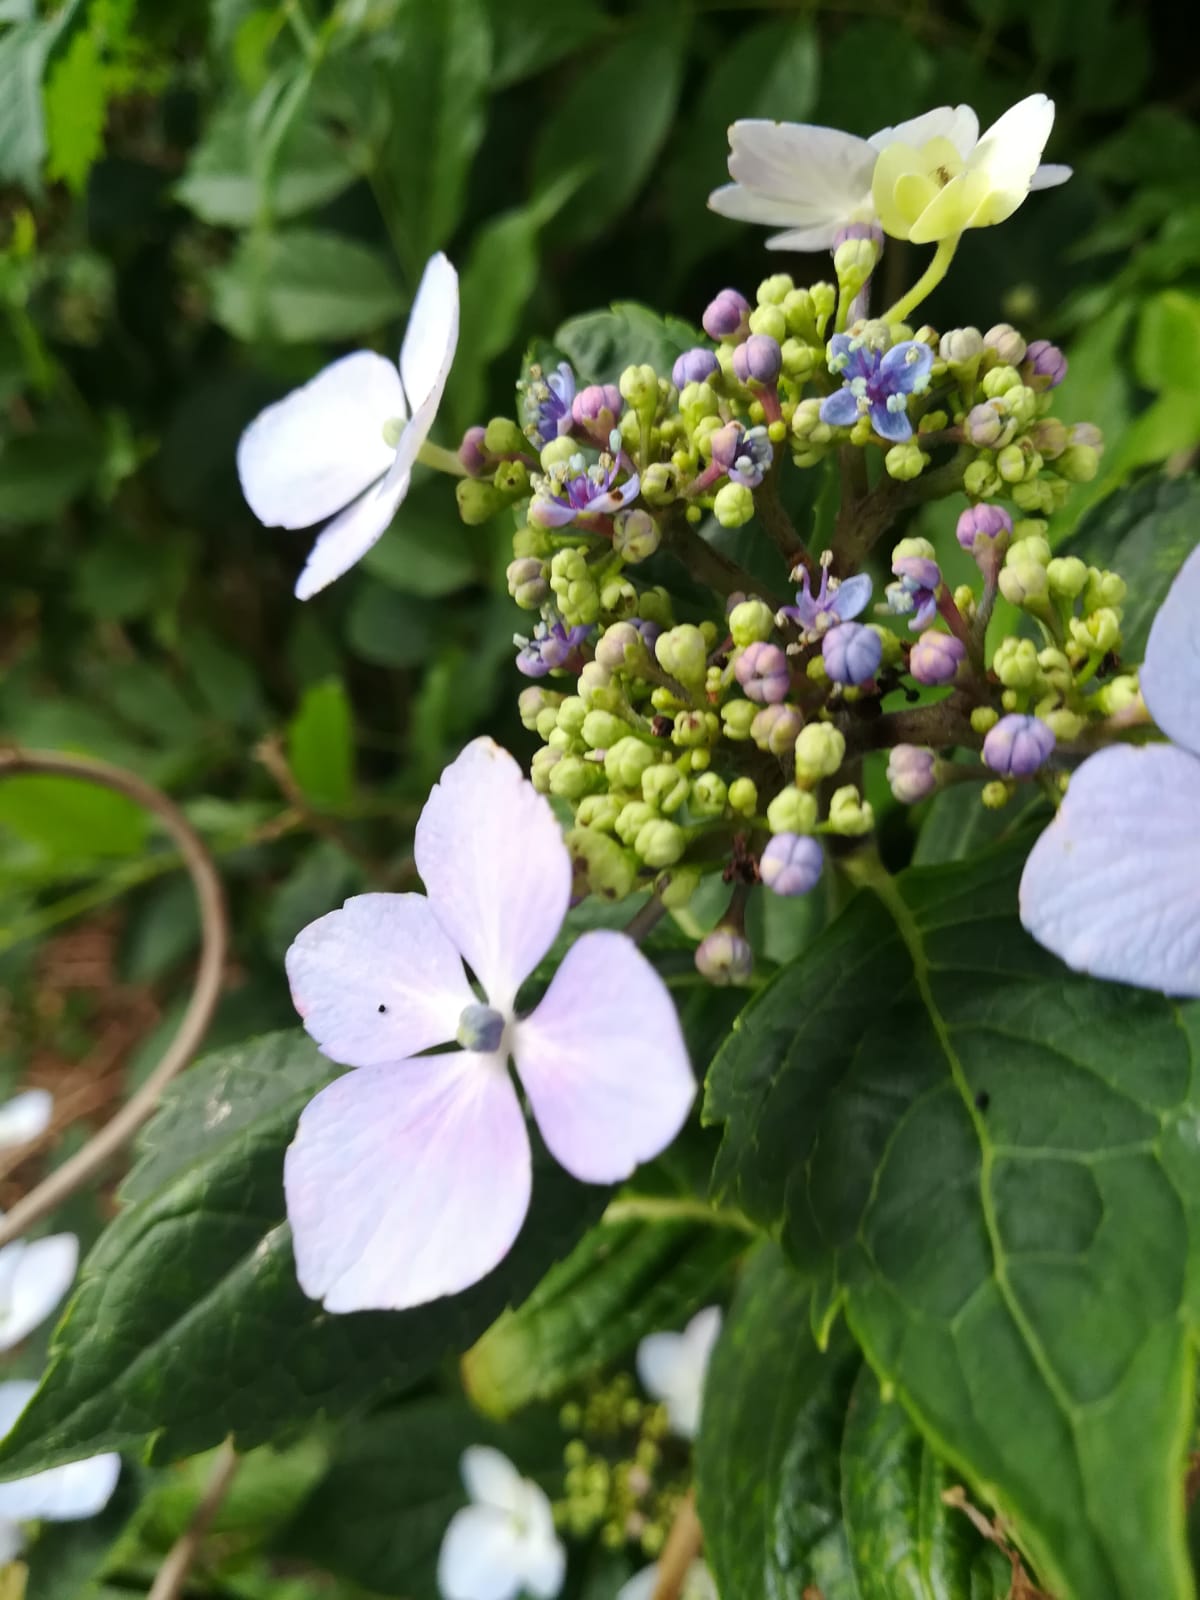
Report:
378,1003,387,1014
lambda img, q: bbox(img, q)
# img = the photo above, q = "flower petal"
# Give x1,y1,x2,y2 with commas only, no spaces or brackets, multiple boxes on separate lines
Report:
966,93,1055,217
438,1504,527,1600
819,387,860,428
0,1386,120,1521
879,341,933,393
1139,544,1200,758
764,220,845,252
293,469,410,600
871,104,979,159
708,182,829,228
400,252,459,417
285,892,475,1067
0,1234,77,1351
830,572,873,620
724,121,877,219
415,740,572,1014
237,351,404,531
869,402,912,443
514,930,695,1185
461,1446,526,1516
0,1089,52,1149
285,1052,531,1312
1030,161,1072,191
1019,744,1200,997
636,1306,721,1439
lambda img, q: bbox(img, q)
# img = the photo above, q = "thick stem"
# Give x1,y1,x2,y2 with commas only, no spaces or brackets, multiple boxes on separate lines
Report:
883,234,961,325
844,692,979,757
832,450,969,574
664,515,788,610
652,1490,704,1600
753,452,813,579
416,439,468,477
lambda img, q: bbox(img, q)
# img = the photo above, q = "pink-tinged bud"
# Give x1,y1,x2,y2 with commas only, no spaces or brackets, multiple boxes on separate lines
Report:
734,641,790,704
1022,339,1067,390
759,833,823,897
695,926,753,985
964,403,1004,447
732,334,782,387
458,424,488,477
909,632,965,686
956,503,1013,551
702,288,751,342
672,347,720,388
750,702,803,756
572,384,624,437
983,713,1056,777
886,745,938,803
983,323,1027,365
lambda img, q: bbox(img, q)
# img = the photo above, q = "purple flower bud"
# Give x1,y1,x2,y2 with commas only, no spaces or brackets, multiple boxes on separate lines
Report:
892,554,941,592
732,334,782,387
672,347,720,389
964,403,1004,447
702,288,751,342
833,220,884,250
956,503,1013,550
822,621,882,686
750,702,803,756
695,926,753,985
708,422,743,473
1022,339,1067,391
909,632,965,686
760,833,823,897
734,641,790,704
572,384,624,431
887,745,938,803
982,713,1056,777
458,424,488,477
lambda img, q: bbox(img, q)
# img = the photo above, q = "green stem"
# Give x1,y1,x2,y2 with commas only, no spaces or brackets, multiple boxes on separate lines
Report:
417,440,468,477
601,1195,758,1234
883,234,961,325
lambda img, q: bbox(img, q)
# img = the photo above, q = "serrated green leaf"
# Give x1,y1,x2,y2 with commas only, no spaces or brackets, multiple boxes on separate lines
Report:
1060,474,1200,658
463,1215,745,1418
175,100,359,226
1135,292,1200,394
43,26,106,192
0,1031,606,1477
210,228,404,343
286,677,354,810
705,845,1200,1600
556,303,702,389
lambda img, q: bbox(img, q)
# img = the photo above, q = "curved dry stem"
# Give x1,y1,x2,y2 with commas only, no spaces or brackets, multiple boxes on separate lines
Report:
0,747,227,1247
147,1437,239,1600
652,1489,704,1600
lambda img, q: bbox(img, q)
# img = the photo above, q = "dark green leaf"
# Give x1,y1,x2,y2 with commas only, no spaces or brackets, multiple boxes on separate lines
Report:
556,303,702,389
463,1215,745,1418
1135,291,1200,394
487,0,607,87
263,840,364,963
175,100,359,226
359,480,480,598
344,582,437,668
913,783,1044,868
0,425,102,522
706,846,1200,1600
0,1031,606,1477
0,21,51,191
210,228,404,343
287,677,354,810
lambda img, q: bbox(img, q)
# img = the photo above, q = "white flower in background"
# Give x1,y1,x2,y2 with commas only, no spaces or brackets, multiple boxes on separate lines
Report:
0,1380,120,1565
635,1306,722,1440
0,1091,52,1151
0,1229,77,1353
237,251,459,600
437,1446,565,1600
708,101,1069,251
618,1560,718,1600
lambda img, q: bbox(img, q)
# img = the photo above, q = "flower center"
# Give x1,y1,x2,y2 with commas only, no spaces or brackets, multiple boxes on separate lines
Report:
457,1003,506,1054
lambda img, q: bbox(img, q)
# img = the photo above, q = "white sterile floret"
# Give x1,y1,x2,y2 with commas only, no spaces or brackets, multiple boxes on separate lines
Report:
437,1446,565,1600
635,1305,723,1439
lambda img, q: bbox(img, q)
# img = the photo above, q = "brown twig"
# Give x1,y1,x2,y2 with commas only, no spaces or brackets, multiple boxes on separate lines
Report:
652,1489,704,1600
0,748,228,1248
147,1438,239,1600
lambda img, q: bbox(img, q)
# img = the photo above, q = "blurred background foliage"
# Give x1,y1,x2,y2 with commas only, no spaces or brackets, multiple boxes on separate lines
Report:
0,1,1197,1589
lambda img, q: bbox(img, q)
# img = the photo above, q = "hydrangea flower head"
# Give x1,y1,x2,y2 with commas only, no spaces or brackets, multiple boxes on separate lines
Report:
819,335,932,443
779,562,872,637
237,253,458,600
1021,545,1200,996
437,1446,565,1600
530,450,640,528
708,103,1069,252
0,1381,120,1563
0,1089,51,1150
872,94,1069,244
709,421,772,489
636,1305,722,1439
284,740,695,1311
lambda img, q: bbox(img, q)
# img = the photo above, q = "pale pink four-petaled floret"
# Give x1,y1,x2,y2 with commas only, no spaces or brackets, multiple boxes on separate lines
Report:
283,739,696,1313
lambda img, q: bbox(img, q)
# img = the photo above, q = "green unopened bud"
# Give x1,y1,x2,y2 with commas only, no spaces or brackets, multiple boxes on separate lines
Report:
615,800,656,847
494,459,529,497
757,272,795,306
782,287,817,338
1012,478,1055,514
619,363,659,410
780,338,817,381
794,723,845,784
1095,674,1140,714
1046,556,1088,600
484,416,527,457
810,282,836,324
517,688,561,734
690,771,728,816
642,762,690,813
834,236,880,298
1037,647,1073,691
604,738,655,789
766,785,818,835
680,381,721,422
748,304,786,343
638,587,674,628
456,477,506,524
827,784,874,837
568,827,637,901
600,577,638,618
507,557,548,609
1007,533,1051,567
981,780,1012,809
1030,418,1069,459
721,698,758,740
939,326,983,366
535,707,560,741
982,364,1021,398
999,560,1049,607
1085,569,1126,613
1042,708,1084,742
892,535,936,564
918,409,950,434
999,384,1038,428
751,702,803,756
641,462,679,506
971,706,999,734
728,777,758,816
540,436,577,471
512,524,551,559
656,624,708,686
885,442,928,481
672,709,719,748
635,817,686,868
550,547,601,626
575,793,622,832
1056,444,1099,483
578,661,618,710
729,598,775,647
553,695,586,736
1070,608,1121,655
996,443,1028,484
581,709,627,750
530,746,561,793
657,865,701,911
713,482,755,528
963,458,1002,499
613,509,660,563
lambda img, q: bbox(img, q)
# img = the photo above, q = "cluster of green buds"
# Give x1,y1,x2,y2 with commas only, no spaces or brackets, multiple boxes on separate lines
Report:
451,240,1141,984
554,1376,684,1559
